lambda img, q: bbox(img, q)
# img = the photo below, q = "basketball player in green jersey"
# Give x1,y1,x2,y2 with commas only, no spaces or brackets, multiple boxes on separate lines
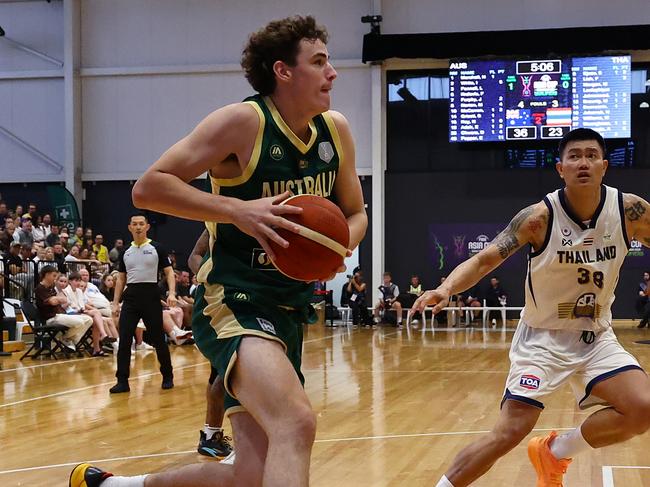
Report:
70,15,367,487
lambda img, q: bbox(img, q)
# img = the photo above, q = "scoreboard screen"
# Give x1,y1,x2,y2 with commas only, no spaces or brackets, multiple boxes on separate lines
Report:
449,55,631,142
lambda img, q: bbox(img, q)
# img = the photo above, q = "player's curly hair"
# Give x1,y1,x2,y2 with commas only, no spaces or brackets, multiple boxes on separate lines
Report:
241,15,328,95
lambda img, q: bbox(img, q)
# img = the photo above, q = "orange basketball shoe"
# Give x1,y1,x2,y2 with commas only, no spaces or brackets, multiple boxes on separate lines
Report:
527,431,572,487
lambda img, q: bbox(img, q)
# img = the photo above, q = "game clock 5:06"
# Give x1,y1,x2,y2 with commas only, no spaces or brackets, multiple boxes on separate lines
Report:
516,60,562,74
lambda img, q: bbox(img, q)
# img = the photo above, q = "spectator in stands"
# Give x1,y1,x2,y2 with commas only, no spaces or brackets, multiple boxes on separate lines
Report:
59,231,71,250
374,271,403,328
27,203,37,220
347,270,373,328
100,272,116,301
0,201,8,222
14,217,34,247
69,226,84,248
405,275,424,325
34,245,47,263
82,237,94,252
52,243,67,273
32,214,51,244
485,275,508,325
79,267,111,316
45,224,61,247
79,247,90,260
189,273,199,298
19,244,36,296
92,234,110,264
65,245,81,262
160,269,192,327
14,205,23,218
168,250,178,270
109,238,124,269
65,272,118,356
84,227,93,240
35,265,92,352
0,218,16,252
636,271,650,328
43,246,55,262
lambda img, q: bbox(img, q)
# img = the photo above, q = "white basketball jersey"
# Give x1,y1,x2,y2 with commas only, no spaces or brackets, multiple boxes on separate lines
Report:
521,185,629,332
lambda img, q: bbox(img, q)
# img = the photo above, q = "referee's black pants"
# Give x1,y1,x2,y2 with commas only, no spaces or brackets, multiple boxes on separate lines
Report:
116,284,173,383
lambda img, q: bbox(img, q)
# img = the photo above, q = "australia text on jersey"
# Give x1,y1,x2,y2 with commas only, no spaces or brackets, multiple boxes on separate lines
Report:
260,170,336,198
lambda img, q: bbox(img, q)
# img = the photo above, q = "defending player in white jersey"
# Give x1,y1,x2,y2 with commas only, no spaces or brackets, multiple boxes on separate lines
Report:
413,128,650,487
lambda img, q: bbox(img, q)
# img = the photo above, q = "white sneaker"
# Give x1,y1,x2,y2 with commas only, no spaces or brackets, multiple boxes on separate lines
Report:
135,342,154,351
220,451,236,465
62,340,76,351
171,328,193,345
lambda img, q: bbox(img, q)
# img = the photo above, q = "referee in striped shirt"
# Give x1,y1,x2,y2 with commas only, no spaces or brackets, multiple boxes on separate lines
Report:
109,214,175,393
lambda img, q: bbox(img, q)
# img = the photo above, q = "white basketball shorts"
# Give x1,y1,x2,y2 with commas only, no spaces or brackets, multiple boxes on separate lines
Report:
502,321,643,410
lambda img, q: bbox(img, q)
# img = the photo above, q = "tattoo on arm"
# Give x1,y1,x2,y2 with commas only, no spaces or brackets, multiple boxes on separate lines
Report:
493,206,536,259
625,201,646,221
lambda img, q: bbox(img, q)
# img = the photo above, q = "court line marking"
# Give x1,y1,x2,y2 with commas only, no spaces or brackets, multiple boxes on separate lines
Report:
0,362,210,409
602,465,650,487
0,330,358,408
302,369,507,374
0,427,573,475
0,329,350,374
0,356,96,373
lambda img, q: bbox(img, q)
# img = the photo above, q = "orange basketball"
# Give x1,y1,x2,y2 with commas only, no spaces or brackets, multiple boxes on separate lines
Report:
269,194,350,282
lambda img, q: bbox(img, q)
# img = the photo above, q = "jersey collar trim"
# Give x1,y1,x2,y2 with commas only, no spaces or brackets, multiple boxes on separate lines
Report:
130,238,152,248
558,185,606,231
263,96,317,155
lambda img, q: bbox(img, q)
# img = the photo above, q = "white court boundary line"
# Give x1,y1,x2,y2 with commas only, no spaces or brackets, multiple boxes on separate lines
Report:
602,465,650,487
0,362,210,409
0,328,360,408
0,427,572,475
0,356,96,373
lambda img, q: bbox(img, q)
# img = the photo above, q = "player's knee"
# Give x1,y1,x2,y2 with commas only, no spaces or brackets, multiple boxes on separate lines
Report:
492,423,532,452
279,404,317,445
624,397,650,435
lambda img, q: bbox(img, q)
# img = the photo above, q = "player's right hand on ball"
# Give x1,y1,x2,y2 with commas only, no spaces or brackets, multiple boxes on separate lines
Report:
232,191,302,261
412,289,450,314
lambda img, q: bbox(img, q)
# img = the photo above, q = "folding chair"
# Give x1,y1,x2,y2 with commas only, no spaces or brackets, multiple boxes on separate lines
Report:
20,301,70,360
74,322,94,356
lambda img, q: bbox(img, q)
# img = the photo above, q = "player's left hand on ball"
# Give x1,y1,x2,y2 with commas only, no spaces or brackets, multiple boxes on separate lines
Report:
412,289,449,314
322,249,352,281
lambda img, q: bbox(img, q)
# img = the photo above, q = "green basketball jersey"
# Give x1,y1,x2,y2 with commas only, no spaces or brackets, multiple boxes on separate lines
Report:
197,94,343,308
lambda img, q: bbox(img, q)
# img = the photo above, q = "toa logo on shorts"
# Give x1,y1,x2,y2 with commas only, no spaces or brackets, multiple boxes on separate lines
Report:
257,318,276,335
520,374,540,390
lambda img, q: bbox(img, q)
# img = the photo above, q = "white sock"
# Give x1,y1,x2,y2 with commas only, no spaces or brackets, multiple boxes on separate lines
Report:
204,424,222,438
435,475,455,487
549,426,593,460
102,475,148,487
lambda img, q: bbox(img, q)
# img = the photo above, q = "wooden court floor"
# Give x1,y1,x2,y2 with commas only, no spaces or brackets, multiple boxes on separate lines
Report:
3,322,650,486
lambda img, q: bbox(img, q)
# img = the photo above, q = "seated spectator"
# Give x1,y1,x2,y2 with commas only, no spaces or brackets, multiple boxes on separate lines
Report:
92,234,110,264
45,224,61,247
79,267,112,317
485,276,508,324
189,273,199,298
14,204,23,219
0,201,8,222
100,272,116,301
83,237,94,253
63,272,118,356
14,217,34,247
160,270,193,328
59,231,71,250
32,214,51,244
51,243,68,273
400,275,424,324
5,242,32,299
109,238,124,269
27,203,37,221
637,271,650,328
0,218,16,252
35,265,92,352
69,226,84,248
373,271,403,327
84,227,93,241
65,245,82,262
346,270,373,327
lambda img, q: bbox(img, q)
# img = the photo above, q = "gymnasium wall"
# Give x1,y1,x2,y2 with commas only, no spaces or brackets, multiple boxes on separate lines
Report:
385,169,650,318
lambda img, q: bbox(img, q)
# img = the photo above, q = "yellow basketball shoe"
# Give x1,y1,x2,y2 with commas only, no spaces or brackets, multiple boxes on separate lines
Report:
69,463,113,487
527,431,572,487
